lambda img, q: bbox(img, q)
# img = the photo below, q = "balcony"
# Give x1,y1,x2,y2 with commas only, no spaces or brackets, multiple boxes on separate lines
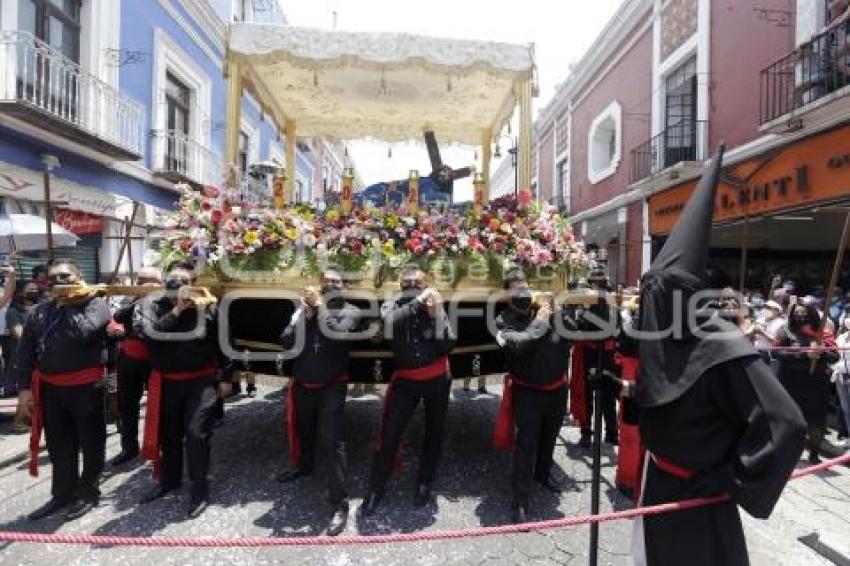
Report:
150,129,222,188
760,20,850,128
629,119,707,184
0,31,144,160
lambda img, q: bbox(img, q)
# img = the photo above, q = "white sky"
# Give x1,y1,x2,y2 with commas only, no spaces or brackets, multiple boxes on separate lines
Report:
281,0,623,200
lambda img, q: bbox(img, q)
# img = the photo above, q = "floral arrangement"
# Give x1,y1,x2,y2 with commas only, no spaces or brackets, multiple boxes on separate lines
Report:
156,184,592,287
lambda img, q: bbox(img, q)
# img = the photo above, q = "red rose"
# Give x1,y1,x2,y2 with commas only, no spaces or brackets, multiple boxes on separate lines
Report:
352,241,363,255
201,201,212,211
211,210,223,224
412,229,422,239
413,245,424,255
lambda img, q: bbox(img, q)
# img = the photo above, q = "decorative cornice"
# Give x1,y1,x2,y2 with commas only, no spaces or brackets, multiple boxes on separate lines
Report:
535,0,654,136
157,0,223,69
182,0,226,47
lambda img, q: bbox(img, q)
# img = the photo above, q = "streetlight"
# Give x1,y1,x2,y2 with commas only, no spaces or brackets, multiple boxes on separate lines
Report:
493,135,518,198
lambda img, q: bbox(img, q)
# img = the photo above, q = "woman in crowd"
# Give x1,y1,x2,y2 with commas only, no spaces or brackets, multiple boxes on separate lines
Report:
775,304,840,464
832,311,850,446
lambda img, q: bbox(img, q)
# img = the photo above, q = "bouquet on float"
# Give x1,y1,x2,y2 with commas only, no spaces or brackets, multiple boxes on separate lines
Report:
156,184,592,285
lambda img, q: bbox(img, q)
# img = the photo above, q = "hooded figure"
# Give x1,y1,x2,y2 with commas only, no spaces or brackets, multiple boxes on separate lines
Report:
633,146,806,566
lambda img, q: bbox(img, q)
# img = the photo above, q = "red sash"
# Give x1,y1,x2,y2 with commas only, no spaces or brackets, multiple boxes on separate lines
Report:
569,340,615,428
652,454,695,479
286,374,349,467
141,364,218,478
492,373,568,451
375,356,449,471
120,338,150,361
614,353,644,498
29,367,104,477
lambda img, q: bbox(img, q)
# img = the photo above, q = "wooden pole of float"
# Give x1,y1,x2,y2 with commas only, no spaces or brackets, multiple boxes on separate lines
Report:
285,118,297,203
517,79,533,190
42,169,54,262
811,211,850,373
224,56,242,173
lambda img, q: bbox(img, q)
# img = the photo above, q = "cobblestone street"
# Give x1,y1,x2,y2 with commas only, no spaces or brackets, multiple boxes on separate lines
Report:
0,380,848,565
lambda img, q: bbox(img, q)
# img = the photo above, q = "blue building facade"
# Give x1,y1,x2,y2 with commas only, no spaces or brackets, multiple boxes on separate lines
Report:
0,0,313,281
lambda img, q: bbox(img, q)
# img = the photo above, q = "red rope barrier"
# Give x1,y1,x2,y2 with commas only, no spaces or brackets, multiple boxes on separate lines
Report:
0,453,847,548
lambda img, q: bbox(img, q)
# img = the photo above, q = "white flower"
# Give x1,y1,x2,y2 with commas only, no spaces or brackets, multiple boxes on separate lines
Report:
303,233,317,248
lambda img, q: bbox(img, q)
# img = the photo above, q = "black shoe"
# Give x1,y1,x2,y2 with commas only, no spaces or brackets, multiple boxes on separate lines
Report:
246,384,257,398
109,448,139,467
809,452,822,465
327,503,349,536
579,432,592,449
511,503,528,524
605,435,619,446
276,467,313,484
187,498,209,519
359,492,383,517
536,475,564,494
64,498,97,521
140,484,178,504
27,498,69,521
413,484,431,507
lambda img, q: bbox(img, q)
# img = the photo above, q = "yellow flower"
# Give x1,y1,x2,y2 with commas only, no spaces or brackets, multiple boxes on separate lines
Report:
299,209,314,221
326,209,340,222
500,223,513,234
385,215,399,229
243,230,259,245
382,240,395,256
284,228,298,241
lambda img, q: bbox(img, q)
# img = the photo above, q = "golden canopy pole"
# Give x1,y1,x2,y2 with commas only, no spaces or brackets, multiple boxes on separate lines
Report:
341,167,354,216
480,128,492,202
516,79,533,191
224,56,242,173
285,118,297,203
472,172,485,218
739,212,749,294
407,170,420,214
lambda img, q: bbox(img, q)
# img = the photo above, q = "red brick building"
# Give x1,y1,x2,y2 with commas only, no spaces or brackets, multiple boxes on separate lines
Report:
532,0,847,290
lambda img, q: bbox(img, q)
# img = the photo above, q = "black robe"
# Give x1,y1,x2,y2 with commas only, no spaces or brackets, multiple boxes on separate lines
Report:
638,356,806,565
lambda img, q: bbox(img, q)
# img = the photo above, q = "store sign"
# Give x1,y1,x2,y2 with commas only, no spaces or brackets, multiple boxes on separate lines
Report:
55,210,103,235
0,162,120,217
649,125,850,235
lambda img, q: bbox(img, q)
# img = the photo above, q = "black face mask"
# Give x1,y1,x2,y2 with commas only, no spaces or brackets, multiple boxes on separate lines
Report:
322,284,344,307
165,276,187,291
790,315,808,328
24,290,40,304
510,290,533,312
401,281,422,292
48,273,75,286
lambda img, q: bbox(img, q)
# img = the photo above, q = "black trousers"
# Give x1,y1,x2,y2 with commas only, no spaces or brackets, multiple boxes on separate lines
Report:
117,355,150,453
369,375,451,492
292,381,348,505
512,384,567,506
581,347,618,438
41,381,106,503
159,377,218,502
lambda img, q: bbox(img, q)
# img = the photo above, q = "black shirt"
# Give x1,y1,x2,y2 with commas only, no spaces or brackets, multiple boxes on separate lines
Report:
381,296,456,370
495,306,575,387
280,302,362,385
141,298,231,379
14,296,111,388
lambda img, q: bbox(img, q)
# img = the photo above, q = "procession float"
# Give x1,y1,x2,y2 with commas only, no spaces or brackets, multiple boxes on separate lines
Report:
147,23,597,382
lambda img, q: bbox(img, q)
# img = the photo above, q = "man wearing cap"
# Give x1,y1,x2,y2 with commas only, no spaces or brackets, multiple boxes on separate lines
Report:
492,269,575,523
360,265,456,517
632,147,806,565
109,267,162,466
570,270,619,448
278,267,362,536
15,259,111,521
138,261,232,519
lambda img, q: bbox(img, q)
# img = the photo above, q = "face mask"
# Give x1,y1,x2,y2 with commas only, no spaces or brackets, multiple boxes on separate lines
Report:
401,281,422,292
48,273,75,286
751,298,764,308
322,284,344,307
791,315,808,327
165,276,187,291
24,290,40,304
511,290,533,312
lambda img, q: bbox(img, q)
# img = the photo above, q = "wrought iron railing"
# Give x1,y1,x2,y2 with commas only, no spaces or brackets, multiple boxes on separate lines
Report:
760,19,850,124
0,31,145,157
150,129,222,186
629,119,707,184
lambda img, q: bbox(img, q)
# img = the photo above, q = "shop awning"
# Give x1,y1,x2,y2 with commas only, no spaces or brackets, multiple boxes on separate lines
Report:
227,23,535,144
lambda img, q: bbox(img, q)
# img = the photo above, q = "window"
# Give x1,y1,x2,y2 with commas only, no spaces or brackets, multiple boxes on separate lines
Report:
556,158,570,212
164,73,190,172
239,131,251,173
20,0,81,62
587,101,622,184
664,56,697,166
